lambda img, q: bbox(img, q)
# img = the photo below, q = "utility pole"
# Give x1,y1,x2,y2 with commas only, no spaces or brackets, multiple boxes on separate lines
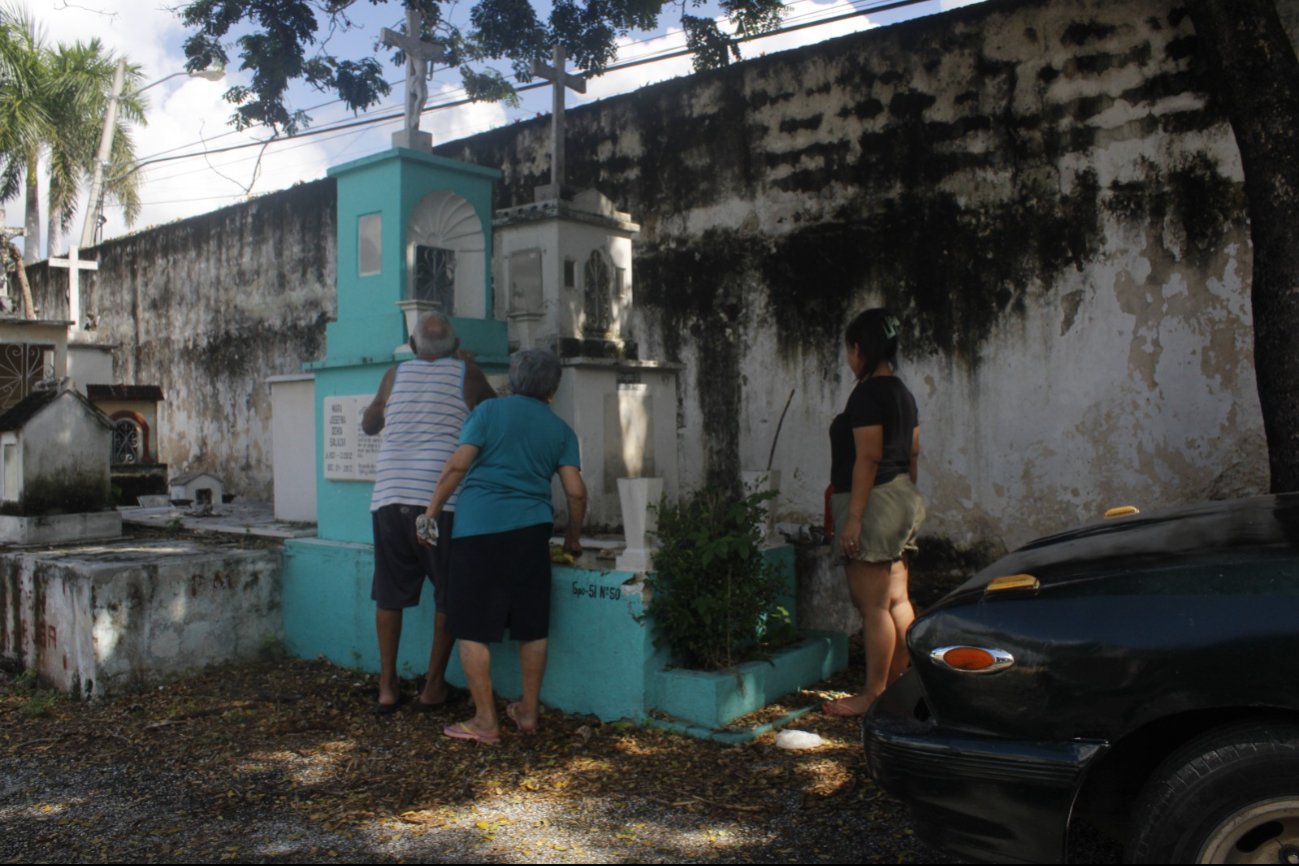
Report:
79,58,127,251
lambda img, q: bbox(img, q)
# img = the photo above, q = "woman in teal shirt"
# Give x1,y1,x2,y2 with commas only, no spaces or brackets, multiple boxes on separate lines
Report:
422,349,587,743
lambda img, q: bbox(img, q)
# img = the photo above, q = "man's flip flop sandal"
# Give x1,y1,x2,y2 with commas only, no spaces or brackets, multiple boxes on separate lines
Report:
413,685,469,713
443,722,500,744
372,692,409,715
506,701,538,733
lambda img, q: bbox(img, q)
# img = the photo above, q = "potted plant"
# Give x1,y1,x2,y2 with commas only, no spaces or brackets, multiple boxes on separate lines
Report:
646,485,795,670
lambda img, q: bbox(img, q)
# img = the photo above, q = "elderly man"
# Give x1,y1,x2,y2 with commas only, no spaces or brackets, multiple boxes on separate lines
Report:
362,311,496,713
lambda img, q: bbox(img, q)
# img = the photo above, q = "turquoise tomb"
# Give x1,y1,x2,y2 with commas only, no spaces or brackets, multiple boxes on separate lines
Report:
279,143,848,732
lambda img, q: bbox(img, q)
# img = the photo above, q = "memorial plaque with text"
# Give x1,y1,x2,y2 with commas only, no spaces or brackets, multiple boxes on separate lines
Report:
323,396,382,481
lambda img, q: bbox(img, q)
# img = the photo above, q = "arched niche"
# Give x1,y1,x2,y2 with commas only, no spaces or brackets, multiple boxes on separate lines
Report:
406,190,486,318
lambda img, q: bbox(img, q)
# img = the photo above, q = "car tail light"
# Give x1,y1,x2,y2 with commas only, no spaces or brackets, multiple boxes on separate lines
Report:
931,646,1015,673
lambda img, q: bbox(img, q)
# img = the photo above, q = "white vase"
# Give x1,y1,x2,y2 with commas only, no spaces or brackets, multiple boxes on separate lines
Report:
615,477,663,573
740,470,781,547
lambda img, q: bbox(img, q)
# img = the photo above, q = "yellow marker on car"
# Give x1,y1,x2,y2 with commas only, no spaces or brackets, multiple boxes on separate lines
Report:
985,574,1040,594
1105,505,1140,518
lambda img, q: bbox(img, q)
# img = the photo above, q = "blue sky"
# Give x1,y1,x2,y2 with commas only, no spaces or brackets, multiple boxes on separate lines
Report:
13,0,984,256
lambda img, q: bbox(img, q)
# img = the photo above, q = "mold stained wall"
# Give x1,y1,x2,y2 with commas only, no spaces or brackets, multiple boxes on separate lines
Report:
27,180,337,500
442,0,1289,550
19,0,1293,548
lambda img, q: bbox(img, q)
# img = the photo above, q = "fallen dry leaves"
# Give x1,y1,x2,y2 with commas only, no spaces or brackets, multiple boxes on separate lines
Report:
0,634,953,863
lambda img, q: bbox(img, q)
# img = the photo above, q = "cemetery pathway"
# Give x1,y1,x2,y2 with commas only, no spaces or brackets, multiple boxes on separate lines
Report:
0,655,1119,864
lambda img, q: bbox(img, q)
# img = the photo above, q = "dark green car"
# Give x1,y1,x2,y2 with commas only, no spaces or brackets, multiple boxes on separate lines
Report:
865,494,1299,864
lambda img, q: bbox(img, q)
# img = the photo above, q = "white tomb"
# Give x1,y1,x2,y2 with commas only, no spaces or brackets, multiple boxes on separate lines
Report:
494,189,681,528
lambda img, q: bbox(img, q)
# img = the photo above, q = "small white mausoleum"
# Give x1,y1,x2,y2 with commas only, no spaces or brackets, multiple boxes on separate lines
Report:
0,385,121,543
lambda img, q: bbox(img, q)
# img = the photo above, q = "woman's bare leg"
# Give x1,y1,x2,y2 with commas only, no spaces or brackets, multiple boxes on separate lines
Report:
455,640,499,736
838,559,894,714
512,638,547,731
886,558,915,681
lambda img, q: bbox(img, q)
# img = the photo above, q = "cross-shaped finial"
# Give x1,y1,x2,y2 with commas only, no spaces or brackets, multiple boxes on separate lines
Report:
531,44,587,201
48,246,98,333
381,9,447,151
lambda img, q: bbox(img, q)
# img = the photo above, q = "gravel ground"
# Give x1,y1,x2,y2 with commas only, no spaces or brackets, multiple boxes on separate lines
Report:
0,655,963,864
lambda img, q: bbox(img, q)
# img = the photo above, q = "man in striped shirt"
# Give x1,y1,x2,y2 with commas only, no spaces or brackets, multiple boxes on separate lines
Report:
362,311,497,713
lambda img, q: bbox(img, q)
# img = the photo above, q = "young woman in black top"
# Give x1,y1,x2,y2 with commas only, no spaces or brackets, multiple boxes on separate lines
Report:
823,309,926,717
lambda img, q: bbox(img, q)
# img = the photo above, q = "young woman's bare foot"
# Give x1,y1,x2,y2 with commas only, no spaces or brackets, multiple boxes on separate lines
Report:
821,692,880,717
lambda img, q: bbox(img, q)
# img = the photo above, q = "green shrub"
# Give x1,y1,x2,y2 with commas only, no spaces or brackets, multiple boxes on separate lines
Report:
647,486,791,670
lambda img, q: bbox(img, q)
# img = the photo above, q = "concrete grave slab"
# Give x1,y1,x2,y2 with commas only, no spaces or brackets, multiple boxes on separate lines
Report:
0,511,122,546
0,539,281,698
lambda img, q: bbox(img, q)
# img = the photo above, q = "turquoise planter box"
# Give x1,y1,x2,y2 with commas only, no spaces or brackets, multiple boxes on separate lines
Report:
282,537,671,722
648,631,849,730
281,538,848,731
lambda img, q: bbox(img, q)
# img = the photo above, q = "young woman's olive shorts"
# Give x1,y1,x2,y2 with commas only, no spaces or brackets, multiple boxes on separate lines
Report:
831,474,926,563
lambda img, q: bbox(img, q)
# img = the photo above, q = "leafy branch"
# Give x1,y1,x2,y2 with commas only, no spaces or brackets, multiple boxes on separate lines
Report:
175,0,788,135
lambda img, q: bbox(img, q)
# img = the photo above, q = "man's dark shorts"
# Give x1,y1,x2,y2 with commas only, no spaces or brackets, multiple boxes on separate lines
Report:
371,504,454,611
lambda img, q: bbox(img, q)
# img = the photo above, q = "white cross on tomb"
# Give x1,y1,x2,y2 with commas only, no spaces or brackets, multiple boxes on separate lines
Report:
531,44,587,199
48,246,97,332
380,9,447,151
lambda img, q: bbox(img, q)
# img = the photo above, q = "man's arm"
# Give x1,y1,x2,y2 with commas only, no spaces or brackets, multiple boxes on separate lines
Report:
361,366,398,436
461,361,497,410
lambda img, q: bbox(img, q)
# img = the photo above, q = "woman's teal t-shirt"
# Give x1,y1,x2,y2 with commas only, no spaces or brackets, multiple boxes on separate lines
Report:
451,395,581,538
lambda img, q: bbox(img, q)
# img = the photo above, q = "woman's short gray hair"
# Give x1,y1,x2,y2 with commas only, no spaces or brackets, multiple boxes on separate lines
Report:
413,311,457,356
509,348,562,399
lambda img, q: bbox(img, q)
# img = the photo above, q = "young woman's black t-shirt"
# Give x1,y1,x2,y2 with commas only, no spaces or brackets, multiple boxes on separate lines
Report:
829,375,918,493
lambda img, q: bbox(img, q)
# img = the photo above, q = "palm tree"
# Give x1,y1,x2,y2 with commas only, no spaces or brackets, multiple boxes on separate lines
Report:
42,40,145,255
0,5,46,244
0,4,145,260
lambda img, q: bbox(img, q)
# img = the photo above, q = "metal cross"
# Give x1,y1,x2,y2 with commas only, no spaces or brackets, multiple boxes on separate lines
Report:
531,44,587,198
48,246,98,333
381,9,447,150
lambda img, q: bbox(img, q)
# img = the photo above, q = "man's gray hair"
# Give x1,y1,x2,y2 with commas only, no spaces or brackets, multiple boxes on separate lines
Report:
413,311,457,356
509,348,562,399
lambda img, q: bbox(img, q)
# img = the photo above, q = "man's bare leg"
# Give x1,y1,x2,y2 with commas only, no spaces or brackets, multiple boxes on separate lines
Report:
419,611,455,705
376,607,404,706
455,640,499,737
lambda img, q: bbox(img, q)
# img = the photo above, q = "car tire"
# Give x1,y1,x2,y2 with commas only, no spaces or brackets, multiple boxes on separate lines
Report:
1125,720,1299,864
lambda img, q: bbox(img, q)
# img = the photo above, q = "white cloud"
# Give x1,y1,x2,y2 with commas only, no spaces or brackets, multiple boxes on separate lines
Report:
941,0,986,9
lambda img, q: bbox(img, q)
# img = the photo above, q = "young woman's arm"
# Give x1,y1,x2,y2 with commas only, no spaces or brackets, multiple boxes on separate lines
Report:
840,425,883,558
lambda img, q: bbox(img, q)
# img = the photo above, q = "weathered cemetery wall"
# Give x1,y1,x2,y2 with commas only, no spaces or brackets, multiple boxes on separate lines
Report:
442,0,1285,551
27,181,336,499
23,0,1294,554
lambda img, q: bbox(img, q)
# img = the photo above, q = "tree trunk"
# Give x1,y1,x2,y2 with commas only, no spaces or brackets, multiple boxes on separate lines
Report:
1185,0,1299,493
6,241,37,321
46,215,61,259
23,155,40,262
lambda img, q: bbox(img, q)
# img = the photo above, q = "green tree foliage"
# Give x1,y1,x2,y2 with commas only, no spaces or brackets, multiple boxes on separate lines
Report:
0,4,145,256
647,485,793,670
178,0,785,135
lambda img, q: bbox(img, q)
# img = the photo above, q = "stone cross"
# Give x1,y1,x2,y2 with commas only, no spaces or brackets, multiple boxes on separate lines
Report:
380,9,446,151
48,246,97,333
531,44,587,200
